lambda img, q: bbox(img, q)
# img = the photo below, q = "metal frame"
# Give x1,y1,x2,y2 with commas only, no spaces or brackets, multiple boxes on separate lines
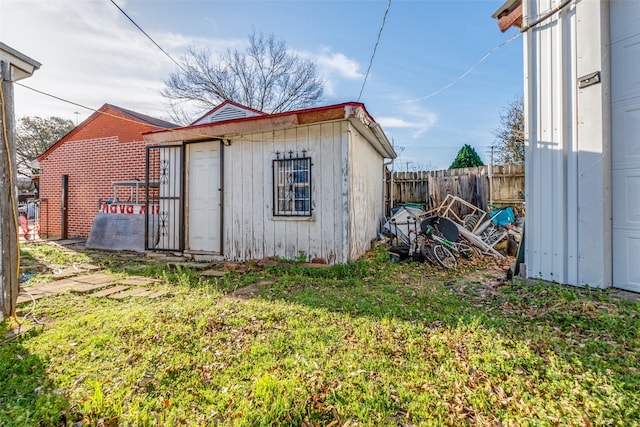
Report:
145,145,184,252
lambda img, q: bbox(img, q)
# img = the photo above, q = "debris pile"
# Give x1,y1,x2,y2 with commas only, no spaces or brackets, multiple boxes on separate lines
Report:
382,195,523,269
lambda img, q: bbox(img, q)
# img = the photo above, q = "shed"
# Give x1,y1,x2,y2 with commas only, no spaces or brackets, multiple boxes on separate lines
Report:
493,0,640,293
143,101,396,264
37,104,177,238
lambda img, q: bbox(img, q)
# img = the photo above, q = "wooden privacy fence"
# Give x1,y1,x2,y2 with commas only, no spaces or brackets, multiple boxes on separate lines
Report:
387,164,525,217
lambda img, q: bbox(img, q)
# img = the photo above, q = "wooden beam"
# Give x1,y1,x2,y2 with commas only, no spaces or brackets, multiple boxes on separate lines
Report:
0,60,20,320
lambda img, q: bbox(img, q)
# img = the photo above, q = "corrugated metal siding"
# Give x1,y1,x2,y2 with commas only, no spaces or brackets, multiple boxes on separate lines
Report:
524,0,611,287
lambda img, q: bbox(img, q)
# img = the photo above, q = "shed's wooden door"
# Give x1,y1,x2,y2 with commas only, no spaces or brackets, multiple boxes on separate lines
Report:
612,1,640,292
187,140,221,253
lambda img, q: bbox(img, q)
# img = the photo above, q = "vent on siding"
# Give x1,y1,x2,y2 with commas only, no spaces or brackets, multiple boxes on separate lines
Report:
209,105,257,123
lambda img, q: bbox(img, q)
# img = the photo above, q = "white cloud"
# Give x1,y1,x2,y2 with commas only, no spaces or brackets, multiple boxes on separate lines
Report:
1,0,240,123
315,50,363,80
297,48,362,97
377,106,438,138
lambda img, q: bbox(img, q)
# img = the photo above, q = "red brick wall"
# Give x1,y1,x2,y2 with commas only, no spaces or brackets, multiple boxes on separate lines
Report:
38,108,160,238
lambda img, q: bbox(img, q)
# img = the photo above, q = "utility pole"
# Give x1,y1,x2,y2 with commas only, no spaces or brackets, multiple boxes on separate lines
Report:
0,60,19,322
0,43,40,322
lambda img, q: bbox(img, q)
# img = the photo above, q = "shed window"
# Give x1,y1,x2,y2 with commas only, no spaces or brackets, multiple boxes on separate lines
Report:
273,157,312,216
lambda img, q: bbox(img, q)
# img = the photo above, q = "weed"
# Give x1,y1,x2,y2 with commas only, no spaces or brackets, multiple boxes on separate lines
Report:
5,244,639,426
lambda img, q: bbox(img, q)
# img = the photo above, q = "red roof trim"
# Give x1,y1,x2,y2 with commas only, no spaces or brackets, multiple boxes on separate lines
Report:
146,102,369,136
497,3,523,32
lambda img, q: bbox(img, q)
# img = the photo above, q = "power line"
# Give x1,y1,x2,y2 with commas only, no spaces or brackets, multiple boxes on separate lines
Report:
14,81,181,130
358,0,391,102
109,0,186,72
402,32,521,104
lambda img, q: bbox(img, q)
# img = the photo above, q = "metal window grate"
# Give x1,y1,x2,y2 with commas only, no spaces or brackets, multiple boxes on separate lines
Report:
273,155,312,216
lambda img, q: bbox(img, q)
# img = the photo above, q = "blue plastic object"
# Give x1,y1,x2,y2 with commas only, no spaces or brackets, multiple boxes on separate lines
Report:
490,207,515,226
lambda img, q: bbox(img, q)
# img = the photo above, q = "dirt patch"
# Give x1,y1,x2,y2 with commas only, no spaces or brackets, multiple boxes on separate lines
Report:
229,283,260,300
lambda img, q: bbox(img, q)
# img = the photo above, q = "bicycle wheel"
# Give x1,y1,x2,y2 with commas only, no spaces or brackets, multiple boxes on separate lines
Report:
420,242,437,265
431,244,457,269
456,242,474,259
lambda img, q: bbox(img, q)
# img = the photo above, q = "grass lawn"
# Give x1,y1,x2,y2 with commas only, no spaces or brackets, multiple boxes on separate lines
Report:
1,243,639,426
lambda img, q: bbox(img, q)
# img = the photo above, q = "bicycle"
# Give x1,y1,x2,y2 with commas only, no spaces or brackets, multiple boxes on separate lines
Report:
418,216,463,269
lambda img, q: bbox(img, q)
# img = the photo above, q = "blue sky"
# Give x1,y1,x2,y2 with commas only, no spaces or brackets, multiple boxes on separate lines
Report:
1,0,523,170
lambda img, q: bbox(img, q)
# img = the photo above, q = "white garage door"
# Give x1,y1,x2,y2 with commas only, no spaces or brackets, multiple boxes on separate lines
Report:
611,1,640,292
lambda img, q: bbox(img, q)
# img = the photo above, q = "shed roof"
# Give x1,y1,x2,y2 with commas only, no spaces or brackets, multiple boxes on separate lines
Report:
144,102,397,159
492,0,523,32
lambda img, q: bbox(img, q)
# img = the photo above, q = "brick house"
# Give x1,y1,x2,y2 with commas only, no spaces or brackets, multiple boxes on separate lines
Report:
36,104,176,239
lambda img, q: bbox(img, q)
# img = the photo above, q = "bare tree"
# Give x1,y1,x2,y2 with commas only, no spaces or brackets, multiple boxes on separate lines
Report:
493,96,524,164
16,116,74,177
163,31,324,115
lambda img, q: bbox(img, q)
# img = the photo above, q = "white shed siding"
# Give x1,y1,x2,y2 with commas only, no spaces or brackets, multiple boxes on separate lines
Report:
524,0,611,286
348,123,384,260
222,122,350,263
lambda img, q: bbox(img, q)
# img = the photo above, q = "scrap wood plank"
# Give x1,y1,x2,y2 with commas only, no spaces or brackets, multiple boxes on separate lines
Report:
109,287,150,300
91,285,129,298
16,292,49,304
128,289,156,297
119,276,158,286
71,282,113,294
146,290,171,299
74,273,118,285
31,279,78,294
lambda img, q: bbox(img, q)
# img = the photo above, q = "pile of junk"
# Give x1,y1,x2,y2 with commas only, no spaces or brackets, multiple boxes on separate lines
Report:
382,194,523,270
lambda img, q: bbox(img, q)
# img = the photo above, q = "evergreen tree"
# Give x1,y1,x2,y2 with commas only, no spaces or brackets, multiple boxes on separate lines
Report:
449,144,484,169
